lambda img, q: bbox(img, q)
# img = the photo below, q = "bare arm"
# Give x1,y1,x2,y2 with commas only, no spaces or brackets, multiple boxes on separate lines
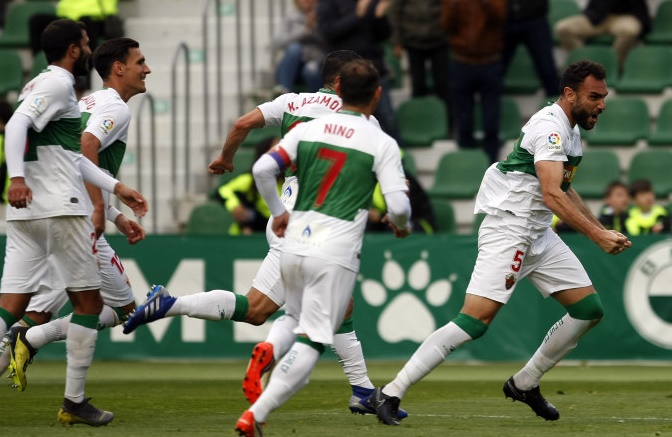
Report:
208,108,266,175
537,160,629,254
81,132,105,238
566,187,605,230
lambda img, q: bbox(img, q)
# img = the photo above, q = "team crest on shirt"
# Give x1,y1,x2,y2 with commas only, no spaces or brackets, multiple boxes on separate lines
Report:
505,273,516,290
99,118,115,136
547,131,562,151
29,97,47,115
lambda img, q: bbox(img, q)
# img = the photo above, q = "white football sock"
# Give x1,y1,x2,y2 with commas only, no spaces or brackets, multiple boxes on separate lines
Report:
166,289,238,320
384,322,473,399
265,314,298,360
331,331,374,389
250,341,320,422
64,320,98,403
513,314,598,390
26,306,119,349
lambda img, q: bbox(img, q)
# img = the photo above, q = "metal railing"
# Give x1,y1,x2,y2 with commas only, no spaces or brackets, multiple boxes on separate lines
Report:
134,93,157,233
170,42,191,224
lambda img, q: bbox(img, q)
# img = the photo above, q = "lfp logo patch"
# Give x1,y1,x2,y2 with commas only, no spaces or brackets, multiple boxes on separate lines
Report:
99,118,115,136
547,131,562,151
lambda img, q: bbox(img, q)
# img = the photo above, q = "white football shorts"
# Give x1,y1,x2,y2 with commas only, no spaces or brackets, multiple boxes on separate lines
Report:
466,214,592,304
1,216,101,295
281,253,356,345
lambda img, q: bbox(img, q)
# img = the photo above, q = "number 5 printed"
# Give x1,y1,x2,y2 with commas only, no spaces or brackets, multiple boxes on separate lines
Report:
315,147,346,207
511,249,525,272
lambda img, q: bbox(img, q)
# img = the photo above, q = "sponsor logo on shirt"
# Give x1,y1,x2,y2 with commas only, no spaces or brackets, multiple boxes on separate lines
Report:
99,118,115,136
29,97,47,115
547,131,562,151
563,164,577,182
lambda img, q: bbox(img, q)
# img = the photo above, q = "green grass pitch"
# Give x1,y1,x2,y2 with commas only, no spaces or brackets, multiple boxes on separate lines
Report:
1,361,671,436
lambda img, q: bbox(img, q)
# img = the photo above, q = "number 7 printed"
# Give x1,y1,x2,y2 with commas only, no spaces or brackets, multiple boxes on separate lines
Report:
314,147,347,207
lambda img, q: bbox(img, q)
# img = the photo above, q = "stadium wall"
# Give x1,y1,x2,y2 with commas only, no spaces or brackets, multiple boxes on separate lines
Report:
6,234,671,361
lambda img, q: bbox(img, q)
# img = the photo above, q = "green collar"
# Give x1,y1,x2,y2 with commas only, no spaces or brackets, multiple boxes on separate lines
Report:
319,88,338,95
339,109,363,117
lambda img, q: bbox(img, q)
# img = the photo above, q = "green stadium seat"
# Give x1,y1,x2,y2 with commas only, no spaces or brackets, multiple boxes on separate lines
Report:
185,202,235,236
472,212,486,234
0,2,56,48
0,50,24,96
570,150,621,198
549,0,581,44
474,97,522,142
427,149,490,199
429,198,456,233
615,46,672,94
648,99,672,146
646,0,672,44
397,96,449,148
627,150,672,198
401,150,417,177
241,125,281,148
564,46,619,83
27,51,48,83
582,97,648,146
504,47,541,94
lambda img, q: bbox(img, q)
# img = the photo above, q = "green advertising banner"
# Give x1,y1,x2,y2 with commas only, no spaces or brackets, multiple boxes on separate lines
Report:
2,233,671,361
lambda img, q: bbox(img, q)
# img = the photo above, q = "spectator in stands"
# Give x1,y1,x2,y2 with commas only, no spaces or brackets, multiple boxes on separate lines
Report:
554,0,651,68
503,0,559,98
317,0,401,144
212,137,280,235
0,99,13,202
598,181,630,233
271,0,326,96
29,0,122,94
440,0,507,164
625,179,670,236
389,0,451,131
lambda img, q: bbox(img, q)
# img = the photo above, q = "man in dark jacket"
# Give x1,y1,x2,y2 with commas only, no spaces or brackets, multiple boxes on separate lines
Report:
317,0,400,143
503,0,559,98
440,0,507,164
555,0,650,67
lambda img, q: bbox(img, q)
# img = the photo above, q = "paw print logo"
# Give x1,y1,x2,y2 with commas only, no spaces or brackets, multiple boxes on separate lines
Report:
360,250,457,343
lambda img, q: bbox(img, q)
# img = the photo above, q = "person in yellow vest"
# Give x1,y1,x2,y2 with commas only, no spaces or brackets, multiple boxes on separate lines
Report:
597,181,630,233
625,179,670,235
213,137,283,235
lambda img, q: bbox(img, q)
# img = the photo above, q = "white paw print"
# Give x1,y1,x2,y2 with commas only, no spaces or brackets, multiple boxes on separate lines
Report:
360,250,457,343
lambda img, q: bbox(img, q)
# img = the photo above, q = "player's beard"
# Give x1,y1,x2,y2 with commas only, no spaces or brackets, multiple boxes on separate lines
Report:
73,51,91,77
571,105,593,130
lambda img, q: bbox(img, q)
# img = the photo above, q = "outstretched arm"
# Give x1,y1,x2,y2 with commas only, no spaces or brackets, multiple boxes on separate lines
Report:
209,108,265,175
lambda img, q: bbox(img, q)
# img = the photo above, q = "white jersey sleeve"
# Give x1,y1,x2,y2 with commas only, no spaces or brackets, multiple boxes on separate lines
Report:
15,79,74,132
373,136,408,196
83,100,131,151
257,93,298,127
525,119,568,163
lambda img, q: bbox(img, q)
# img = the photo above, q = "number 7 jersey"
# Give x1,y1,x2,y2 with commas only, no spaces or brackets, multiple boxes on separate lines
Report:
277,110,407,271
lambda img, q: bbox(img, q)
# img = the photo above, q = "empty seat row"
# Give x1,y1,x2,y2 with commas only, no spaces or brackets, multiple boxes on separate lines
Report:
507,45,672,95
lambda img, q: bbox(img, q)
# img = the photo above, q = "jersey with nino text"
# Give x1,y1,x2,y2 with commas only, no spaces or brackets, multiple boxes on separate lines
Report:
475,102,583,229
278,111,407,271
79,88,132,213
8,66,88,220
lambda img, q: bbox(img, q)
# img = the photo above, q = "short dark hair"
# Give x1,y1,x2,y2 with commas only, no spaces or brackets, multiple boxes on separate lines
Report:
629,179,654,197
93,37,140,80
321,50,362,86
41,19,86,64
559,59,607,95
338,59,380,106
604,180,627,198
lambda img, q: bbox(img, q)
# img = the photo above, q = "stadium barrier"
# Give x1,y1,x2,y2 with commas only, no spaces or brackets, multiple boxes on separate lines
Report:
4,234,670,361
